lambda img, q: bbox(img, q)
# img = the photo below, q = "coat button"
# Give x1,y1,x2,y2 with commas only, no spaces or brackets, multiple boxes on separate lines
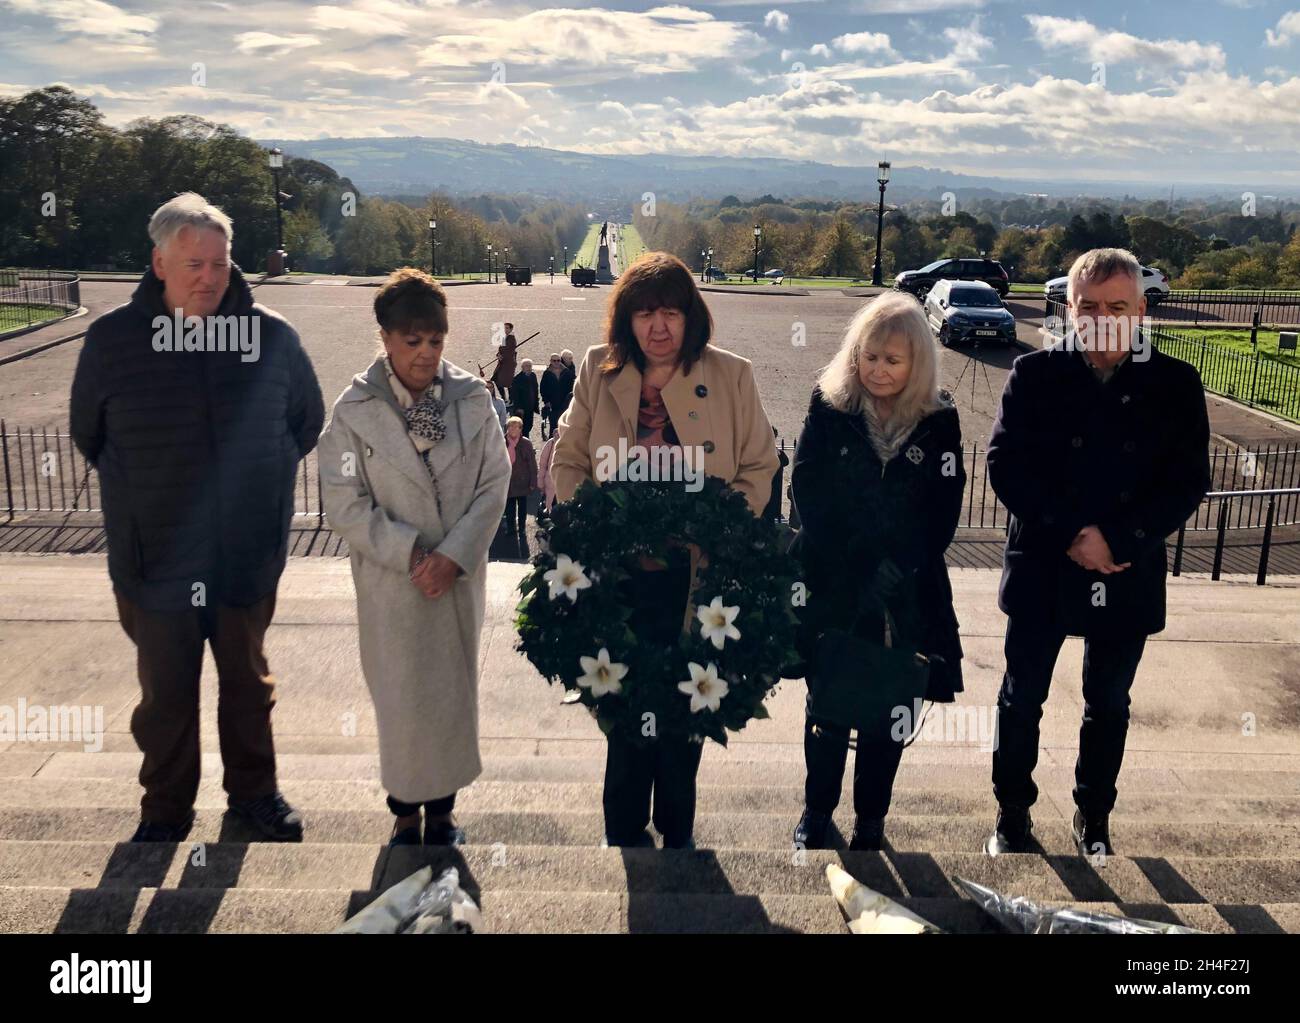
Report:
702,440,715,453
695,384,708,398
1071,436,1083,448
1123,440,1137,453
1134,528,1146,539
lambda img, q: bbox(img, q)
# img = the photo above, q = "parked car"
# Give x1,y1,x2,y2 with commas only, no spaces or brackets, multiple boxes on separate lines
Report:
923,279,1017,347
895,257,1009,299
764,268,785,278
705,267,728,281
1044,265,1169,306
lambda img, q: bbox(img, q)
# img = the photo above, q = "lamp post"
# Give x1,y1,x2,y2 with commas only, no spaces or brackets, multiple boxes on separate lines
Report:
700,249,706,283
549,255,554,282
268,148,286,274
872,160,890,287
708,247,713,281
429,217,437,277
563,244,568,274
753,225,761,282
487,244,493,283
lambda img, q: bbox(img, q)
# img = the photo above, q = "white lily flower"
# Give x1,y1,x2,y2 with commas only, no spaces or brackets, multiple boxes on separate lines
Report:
677,661,729,713
544,554,592,602
696,596,741,650
576,647,628,697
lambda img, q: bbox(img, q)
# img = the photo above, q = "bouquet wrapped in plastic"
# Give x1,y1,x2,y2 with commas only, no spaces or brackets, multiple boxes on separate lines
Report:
335,866,483,934
826,864,942,934
954,876,1204,934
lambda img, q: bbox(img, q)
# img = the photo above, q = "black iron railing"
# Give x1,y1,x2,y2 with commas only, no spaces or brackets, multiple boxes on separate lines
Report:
0,269,81,334
1172,488,1300,585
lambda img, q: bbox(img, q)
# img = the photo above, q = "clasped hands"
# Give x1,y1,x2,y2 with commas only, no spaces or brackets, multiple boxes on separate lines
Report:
409,545,461,598
1067,525,1131,574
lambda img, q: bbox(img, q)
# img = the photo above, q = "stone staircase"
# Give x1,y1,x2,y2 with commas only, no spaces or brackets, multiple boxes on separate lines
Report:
2,742,1299,933
1,557,1298,933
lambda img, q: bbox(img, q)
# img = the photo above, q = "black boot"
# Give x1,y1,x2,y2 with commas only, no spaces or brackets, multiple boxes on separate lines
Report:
793,809,832,849
848,816,885,852
1072,808,1113,858
984,805,1033,857
130,810,196,843
229,792,304,842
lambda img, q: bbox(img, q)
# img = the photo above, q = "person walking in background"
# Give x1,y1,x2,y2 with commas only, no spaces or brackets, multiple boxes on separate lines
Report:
69,192,324,844
511,357,540,438
789,292,965,852
537,421,565,515
485,377,508,431
492,321,517,399
504,415,539,557
540,352,570,435
984,247,1211,859
319,268,510,847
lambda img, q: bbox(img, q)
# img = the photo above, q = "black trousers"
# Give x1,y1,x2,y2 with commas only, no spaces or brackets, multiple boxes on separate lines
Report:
602,549,700,845
992,616,1147,815
802,712,906,821
603,733,705,847
518,409,534,438
506,495,528,535
387,792,456,818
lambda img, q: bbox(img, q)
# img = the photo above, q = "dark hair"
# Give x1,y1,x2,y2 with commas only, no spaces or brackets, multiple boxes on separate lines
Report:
374,267,448,335
600,252,712,375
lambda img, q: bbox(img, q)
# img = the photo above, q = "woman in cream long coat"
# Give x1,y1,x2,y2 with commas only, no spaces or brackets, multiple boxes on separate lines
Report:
320,269,510,846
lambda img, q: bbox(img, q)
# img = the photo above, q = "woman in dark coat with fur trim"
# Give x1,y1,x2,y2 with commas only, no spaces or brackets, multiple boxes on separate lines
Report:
789,292,965,851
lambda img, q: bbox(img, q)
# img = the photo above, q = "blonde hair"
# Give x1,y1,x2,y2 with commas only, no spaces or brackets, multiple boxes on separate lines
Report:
817,292,942,423
506,415,524,430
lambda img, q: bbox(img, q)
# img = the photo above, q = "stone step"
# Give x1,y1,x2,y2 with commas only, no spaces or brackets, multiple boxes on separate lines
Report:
2,841,1299,907
18,752,1300,798
3,776,1297,825
8,883,1288,934
2,808,1298,859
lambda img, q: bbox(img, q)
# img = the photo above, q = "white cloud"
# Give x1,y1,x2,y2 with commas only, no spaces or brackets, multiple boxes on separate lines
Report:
809,43,831,58
233,32,322,55
764,9,790,33
851,0,986,11
4,0,158,47
310,59,410,80
1026,15,1226,70
943,20,992,65
414,7,762,76
1266,11,1300,47
832,31,896,56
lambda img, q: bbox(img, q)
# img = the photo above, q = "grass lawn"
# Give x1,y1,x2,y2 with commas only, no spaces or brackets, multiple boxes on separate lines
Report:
619,223,647,266
0,302,69,333
1156,326,1300,421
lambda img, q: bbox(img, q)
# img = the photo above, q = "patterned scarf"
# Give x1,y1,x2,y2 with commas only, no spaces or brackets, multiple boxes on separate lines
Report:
385,357,446,456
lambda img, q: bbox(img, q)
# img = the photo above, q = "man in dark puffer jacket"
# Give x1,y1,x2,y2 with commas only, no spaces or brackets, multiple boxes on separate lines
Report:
70,192,325,843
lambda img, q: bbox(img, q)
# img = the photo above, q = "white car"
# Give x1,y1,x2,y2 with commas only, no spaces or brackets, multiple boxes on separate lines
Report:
1045,265,1169,306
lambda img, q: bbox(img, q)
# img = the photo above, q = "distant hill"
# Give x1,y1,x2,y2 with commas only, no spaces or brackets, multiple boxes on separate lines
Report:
254,136,1300,207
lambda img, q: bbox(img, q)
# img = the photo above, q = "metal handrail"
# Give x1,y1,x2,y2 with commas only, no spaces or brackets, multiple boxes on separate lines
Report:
1173,487,1300,585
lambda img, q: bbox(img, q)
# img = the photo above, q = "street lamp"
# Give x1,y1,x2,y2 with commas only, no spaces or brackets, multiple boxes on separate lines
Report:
753,225,761,283
268,148,286,274
549,255,554,282
429,217,437,277
872,160,891,287
487,244,493,283
563,244,568,274
700,249,707,283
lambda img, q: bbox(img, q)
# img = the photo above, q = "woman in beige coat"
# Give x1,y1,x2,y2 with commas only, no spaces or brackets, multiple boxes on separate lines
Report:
320,268,510,847
551,251,778,848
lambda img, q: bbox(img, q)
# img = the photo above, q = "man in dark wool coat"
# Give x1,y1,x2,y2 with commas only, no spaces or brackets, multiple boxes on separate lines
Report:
70,193,324,844
984,247,1210,859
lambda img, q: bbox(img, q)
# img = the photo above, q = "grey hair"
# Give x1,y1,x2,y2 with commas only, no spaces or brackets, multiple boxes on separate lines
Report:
816,291,942,427
148,192,233,252
520,358,533,371
1067,247,1141,304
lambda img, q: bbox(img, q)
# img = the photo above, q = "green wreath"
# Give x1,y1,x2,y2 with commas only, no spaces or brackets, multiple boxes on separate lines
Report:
515,476,802,745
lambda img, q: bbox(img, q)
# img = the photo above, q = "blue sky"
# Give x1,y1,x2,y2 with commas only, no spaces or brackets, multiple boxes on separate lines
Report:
2,1,1298,184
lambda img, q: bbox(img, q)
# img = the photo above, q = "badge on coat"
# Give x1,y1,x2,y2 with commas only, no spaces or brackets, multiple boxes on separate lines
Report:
905,444,925,465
